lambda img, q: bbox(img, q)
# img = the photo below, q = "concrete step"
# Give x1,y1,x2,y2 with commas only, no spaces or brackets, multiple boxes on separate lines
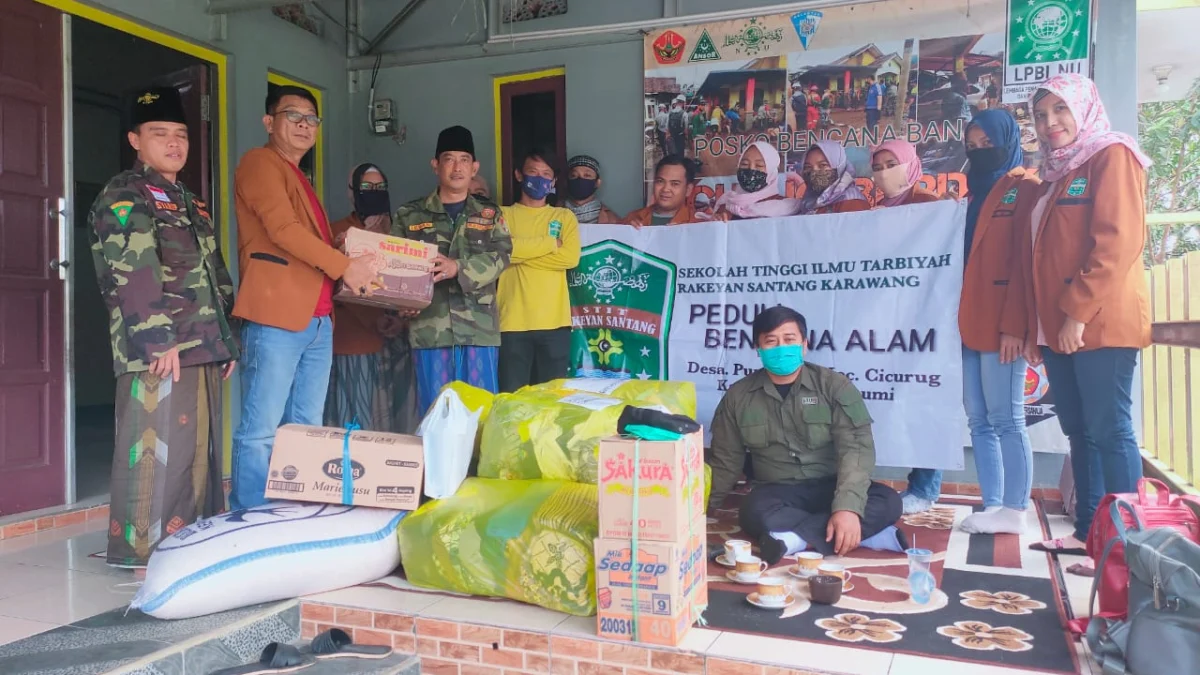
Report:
0,599,418,675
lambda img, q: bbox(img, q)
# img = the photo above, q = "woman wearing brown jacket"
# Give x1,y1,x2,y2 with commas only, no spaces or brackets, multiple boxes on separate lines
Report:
1023,74,1152,557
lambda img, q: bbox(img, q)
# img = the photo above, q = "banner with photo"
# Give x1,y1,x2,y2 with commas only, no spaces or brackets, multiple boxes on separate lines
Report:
569,202,976,470
638,0,1079,454
640,0,1098,210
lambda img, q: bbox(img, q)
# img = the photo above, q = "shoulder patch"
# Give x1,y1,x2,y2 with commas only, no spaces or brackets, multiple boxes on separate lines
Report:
480,207,496,219
408,221,434,232
110,201,134,227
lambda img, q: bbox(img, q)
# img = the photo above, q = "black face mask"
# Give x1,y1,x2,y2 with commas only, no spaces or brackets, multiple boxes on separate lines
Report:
967,147,1008,174
737,168,768,192
567,177,598,201
353,189,391,219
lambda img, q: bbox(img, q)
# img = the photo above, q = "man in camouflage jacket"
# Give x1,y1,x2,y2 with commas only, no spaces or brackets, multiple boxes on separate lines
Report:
392,125,512,413
88,86,236,566
707,306,903,563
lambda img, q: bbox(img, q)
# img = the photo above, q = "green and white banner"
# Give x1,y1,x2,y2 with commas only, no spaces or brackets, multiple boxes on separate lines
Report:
570,201,974,470
1003,0,1092,103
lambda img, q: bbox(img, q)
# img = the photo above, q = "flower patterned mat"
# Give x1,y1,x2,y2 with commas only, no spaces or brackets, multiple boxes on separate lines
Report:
702,494,1080,674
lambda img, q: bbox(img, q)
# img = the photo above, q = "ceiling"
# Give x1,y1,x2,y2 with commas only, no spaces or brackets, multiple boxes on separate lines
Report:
1138,6,1200,103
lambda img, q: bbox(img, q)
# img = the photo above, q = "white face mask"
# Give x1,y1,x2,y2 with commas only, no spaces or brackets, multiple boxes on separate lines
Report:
872,163,911,198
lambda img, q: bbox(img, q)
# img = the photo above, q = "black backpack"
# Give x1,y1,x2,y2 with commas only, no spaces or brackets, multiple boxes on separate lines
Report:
669,110,686,135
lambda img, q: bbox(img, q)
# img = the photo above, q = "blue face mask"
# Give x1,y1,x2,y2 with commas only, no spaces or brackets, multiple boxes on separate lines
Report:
521,174,555,200
757,344,804,376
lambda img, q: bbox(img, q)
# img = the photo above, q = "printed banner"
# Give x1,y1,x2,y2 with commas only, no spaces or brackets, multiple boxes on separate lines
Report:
1003,0,1092,103
570,201,971,470
641,0,1093,212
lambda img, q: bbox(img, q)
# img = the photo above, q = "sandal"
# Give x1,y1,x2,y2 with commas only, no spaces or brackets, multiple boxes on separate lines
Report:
309,628,393,660
208,643,314,675
1028,538,1087,555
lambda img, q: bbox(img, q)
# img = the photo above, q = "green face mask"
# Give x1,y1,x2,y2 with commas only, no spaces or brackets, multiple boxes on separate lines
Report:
625,424,684,441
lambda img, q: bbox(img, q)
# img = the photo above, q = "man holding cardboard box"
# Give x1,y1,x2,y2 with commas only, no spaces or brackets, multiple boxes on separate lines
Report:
707,306,905,562
229,86,378,510
392,126,513,414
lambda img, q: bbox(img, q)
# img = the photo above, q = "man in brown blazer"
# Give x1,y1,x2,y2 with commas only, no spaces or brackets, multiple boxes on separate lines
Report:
229,85,376,510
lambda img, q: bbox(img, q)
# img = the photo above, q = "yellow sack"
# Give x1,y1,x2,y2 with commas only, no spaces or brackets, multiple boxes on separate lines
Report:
398,478,597,616
478,379,697,483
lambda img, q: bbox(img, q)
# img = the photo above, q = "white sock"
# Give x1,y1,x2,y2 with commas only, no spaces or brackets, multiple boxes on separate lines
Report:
961,507,1027,535
902,494,934,515
770,531,806,556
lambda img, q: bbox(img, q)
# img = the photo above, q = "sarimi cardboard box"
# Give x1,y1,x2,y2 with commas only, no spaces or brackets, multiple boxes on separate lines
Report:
598,429,706,542
263,424,423,510
335,228,437,311
593,528,707,646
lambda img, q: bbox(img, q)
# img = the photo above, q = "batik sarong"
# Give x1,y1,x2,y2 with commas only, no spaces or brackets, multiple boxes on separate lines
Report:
107,363,223,567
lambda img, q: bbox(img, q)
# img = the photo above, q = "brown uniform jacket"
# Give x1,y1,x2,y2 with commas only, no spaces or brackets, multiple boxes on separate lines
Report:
1023,145,1151,350
960,168,1042,352
330,214,385,356
232,146,350,332
897,186,940,205
622,203,701,226
812,198,870,215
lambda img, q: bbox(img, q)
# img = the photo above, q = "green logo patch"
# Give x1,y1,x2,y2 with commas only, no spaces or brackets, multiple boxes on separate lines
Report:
1067,177,1088,196
1001,188,1018,204
110,201,134,227
689,29,722,62
568,240,677,380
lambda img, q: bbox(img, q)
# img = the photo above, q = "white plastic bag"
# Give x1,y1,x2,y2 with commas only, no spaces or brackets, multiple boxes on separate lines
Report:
131,501,403,619
418,387,481,499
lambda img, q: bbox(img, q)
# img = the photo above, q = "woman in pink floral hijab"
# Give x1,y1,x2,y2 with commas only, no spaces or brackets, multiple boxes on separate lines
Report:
1024,74,1152,563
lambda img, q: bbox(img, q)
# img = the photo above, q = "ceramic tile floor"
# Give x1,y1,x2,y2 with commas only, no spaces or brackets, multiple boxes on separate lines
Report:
0,522,137,645
0,511,1102,675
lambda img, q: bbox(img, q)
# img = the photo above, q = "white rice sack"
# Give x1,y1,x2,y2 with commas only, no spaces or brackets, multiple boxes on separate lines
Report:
131,501,404,619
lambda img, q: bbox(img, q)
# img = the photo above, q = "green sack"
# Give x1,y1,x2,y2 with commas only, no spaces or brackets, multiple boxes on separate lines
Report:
477,379,697,483
398,478,599,616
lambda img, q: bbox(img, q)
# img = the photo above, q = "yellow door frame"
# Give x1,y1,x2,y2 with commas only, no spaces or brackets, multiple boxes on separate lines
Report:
267,71,326,201
33,0,237,474
493,67,566,204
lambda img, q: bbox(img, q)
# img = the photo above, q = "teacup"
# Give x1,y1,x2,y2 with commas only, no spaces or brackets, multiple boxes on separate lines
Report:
809,574,843,604
734,554,768,581
796,551,823,575
817,562,853,590
756,577,789,606
724,539,751,561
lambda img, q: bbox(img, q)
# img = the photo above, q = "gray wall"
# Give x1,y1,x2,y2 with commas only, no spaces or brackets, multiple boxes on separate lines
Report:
353,40,644,213
76,0,354,225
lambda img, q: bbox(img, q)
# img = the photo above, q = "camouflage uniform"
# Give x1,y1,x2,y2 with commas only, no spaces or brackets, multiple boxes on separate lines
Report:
707,364,902,556
89,161,236,566
391,191,512,413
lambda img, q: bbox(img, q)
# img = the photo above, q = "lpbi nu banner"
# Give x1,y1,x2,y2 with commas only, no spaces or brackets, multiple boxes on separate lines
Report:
572,201,993,471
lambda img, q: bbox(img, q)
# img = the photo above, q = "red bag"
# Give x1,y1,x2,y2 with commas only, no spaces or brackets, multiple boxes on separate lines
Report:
1067,478,1200,634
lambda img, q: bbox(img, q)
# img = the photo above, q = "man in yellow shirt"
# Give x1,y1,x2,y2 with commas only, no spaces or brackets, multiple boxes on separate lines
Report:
498,149,582,392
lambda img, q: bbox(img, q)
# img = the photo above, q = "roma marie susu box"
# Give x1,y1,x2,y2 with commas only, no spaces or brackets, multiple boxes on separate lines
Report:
263,424,424,510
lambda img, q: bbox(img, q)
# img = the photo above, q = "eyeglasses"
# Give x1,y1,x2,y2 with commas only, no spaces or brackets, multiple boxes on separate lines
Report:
275,110,322,127
355,181,388,191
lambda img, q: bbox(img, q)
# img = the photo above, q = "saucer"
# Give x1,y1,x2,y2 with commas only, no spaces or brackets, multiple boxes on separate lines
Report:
841,582,855,593
715,554,736,568
747,592,795,609
725,570,762,585
787,565,818,579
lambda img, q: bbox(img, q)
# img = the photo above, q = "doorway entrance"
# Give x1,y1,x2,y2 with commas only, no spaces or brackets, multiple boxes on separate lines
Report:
0,0,229,517
70,16,216,503
495,68,566,205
